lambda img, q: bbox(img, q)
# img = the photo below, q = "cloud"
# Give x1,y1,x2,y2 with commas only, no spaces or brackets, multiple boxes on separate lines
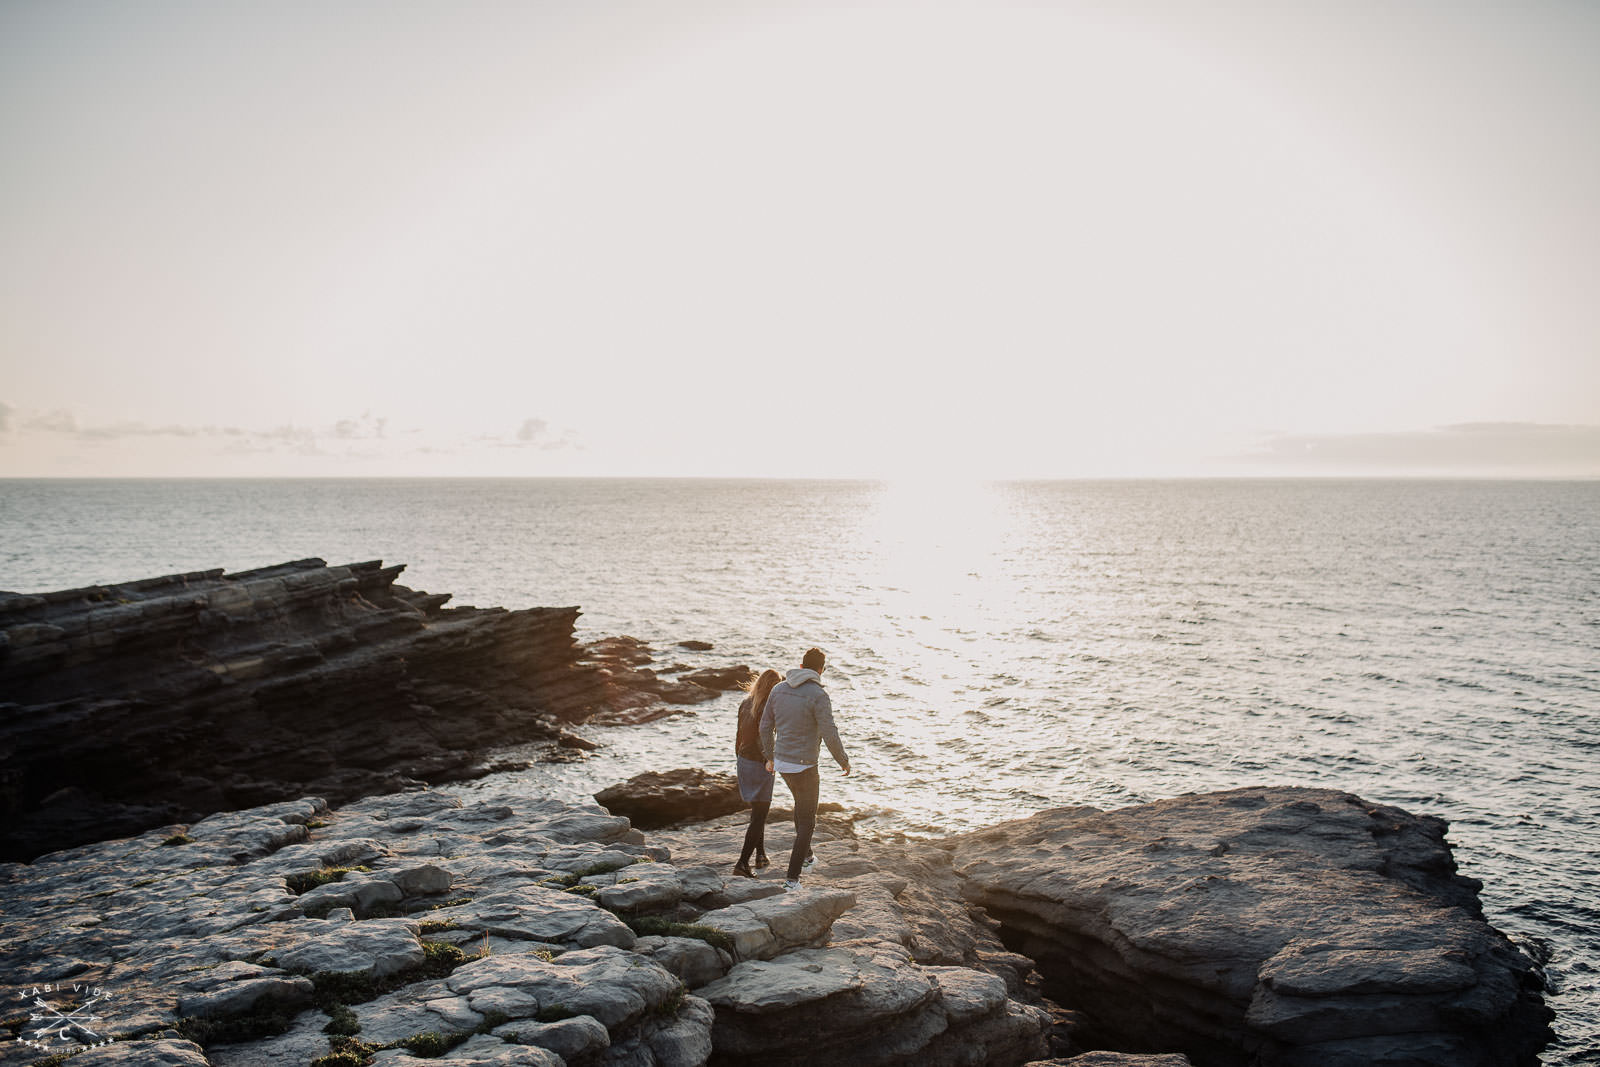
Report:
23,410,78,433
2,405,589,469
1235,422,1600,474
512,417,582,451
78,422,203,440
333,413,387,440
4,408,394,457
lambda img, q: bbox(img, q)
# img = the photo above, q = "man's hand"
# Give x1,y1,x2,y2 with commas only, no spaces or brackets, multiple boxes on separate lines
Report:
841,763,852,776
765,761,774,773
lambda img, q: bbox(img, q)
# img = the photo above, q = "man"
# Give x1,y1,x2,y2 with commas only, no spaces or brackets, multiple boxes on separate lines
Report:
760,646,851,890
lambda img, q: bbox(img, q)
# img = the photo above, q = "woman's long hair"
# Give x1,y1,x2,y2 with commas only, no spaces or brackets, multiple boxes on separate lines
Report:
742,668,782,722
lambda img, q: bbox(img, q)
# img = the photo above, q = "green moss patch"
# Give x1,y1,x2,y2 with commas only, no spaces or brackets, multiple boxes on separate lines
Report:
573,857,638,879
322,1003,360,1036
286,865,371,895
304,940,471,1011
396,1029,469,1057
174,1004,300,1047
535,1002,577,1023
311,1036,377,1066
625,916,736,954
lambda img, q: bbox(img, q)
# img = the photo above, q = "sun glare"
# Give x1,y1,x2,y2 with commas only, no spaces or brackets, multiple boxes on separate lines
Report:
867,478,1013,614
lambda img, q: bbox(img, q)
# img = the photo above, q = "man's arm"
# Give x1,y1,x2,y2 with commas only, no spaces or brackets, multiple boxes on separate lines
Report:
814,690,850,774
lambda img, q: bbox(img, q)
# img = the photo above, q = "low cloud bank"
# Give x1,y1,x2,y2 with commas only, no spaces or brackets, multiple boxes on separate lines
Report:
1235,422,1600,476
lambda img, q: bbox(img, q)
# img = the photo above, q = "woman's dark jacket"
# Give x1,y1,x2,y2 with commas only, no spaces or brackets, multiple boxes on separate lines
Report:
735,694,766,762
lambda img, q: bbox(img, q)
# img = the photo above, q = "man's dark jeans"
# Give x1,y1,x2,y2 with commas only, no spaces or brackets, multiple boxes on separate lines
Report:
780,766,819,881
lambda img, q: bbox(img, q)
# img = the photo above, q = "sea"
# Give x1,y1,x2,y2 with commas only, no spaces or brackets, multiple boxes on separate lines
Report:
2,477,1596,1062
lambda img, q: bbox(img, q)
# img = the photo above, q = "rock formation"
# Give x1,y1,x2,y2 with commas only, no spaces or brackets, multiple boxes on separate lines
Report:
0,561,742,863
943,786,1554,1067
592,769,748,830
0,777,1553,1066
583,638,752,727
0,787,1054,1067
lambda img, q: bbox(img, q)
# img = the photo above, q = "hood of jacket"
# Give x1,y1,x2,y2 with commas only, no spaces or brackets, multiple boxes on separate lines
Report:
784,668,823,689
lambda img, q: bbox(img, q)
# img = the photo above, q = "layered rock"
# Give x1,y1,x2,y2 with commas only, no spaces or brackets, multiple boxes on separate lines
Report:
944,786,1553,1067
0,563,746,862
0,787,1053,1067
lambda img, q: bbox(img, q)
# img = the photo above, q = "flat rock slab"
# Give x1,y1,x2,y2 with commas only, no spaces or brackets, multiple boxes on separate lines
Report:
448,945,684,1031
272,917,424,977
947,786,1552,1067
700,943,1049,1067
430,885,637,949
370,1033,564,1065
56,1038,211,1066
695,887,856,961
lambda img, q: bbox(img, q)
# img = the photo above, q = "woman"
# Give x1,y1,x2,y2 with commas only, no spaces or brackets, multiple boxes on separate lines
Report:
732,668,781,877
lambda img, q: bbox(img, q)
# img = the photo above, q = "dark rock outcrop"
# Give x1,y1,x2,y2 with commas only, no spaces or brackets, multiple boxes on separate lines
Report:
944,786,1553,1067
594,769,748,829
584,637,753,726
0,560,610,861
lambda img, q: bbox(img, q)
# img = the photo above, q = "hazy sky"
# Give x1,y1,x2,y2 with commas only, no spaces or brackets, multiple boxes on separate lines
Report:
2,0,1597,477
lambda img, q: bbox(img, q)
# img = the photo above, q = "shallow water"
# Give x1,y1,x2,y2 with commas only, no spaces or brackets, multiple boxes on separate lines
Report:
3,476,1596,1062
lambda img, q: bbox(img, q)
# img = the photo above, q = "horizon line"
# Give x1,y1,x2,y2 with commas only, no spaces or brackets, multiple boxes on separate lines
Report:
2,473,1597,483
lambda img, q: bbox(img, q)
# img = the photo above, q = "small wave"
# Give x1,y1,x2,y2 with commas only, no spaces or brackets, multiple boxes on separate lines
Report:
1436,675,1496,692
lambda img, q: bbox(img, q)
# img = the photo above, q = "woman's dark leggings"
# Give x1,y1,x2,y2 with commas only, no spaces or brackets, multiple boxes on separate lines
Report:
739,801,770,867
780,766,820,881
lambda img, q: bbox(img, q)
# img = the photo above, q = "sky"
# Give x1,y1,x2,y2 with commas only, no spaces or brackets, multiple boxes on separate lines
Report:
1,0,1597,478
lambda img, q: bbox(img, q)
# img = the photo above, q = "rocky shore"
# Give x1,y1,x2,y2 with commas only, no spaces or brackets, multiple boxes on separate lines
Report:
0,780,1552,1066
0,561,747,862
0,563,1554,1065
0,785,1056,1066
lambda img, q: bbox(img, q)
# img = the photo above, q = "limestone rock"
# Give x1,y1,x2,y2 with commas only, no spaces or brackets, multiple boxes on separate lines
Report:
0,769,1547,1067
946,786,1552,1067
174,971,315,1018
633,934,734,987
388,863,454,896
696,886,856,961
431,886,636,949
447,946,684,1030
66,1038,211,1065
595,861,685,913
494,1013,610,1059
700,942,1050,1067
594,767,749,829
270,917,424,977
371,1033,563,1065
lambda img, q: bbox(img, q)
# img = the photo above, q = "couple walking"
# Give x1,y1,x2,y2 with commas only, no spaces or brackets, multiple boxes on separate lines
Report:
732,647,850,890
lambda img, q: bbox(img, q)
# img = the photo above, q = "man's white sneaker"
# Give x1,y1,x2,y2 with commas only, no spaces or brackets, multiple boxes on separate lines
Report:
784,879,802,891
802,853,816,869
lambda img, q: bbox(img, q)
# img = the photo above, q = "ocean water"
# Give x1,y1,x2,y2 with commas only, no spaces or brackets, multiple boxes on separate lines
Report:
2,477,1596,1062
